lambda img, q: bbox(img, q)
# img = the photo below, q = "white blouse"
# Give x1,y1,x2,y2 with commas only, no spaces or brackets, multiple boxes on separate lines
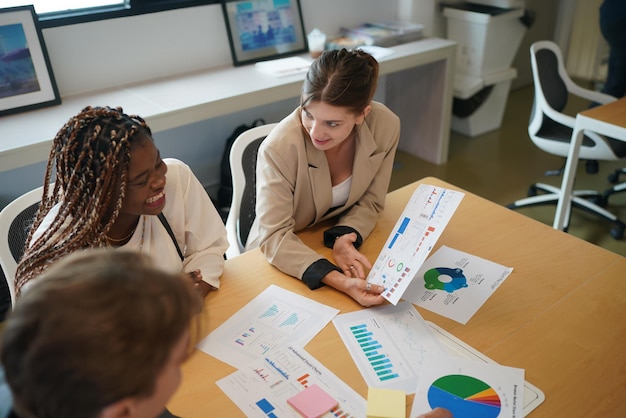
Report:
331,175,352,208
30,158,229,289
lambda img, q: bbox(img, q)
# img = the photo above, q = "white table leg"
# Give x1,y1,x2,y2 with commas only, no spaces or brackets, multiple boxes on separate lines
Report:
553,121,585,230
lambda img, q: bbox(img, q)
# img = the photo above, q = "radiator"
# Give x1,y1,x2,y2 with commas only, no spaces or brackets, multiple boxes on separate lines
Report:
565,0,608,81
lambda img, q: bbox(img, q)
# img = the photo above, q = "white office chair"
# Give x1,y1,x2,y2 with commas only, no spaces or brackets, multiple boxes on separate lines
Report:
507,41,626,239
225,123,277,259
0,186,45,311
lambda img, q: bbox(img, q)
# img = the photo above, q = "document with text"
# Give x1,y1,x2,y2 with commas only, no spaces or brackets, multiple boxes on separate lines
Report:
402,245,513,324
217,344,366,417
411,354,525,418
332,301,445,393
197,285,339,369
367,184,465,305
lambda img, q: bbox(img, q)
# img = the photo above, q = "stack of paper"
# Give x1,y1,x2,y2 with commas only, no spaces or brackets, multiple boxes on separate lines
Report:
254,56,312,77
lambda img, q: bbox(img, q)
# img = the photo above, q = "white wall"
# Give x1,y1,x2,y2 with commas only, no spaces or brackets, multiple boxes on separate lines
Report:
43,1,400,97
0,0,406,207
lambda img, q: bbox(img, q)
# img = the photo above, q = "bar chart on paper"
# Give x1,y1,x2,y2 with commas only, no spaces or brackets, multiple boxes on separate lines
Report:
197,285,339,369
349,323,400,382
217,345,367,417
367,185,464,305
333,302,445,393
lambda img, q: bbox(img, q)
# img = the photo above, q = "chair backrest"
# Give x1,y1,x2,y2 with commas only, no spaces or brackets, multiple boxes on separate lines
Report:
535,45,568,113
528,40,626,160
225,123,277,258
0,186,44,310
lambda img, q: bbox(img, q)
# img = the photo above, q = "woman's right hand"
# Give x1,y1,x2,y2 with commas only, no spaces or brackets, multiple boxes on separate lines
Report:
322,270,386,307
416,408,453,418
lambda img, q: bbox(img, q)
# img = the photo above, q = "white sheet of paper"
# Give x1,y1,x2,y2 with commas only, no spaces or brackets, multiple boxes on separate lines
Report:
217,344,366,417
254,56,312,77
402,246,513,324
410,355,525,418
358,45,394,60
367,184,465,305
197,285,339,369
332,301,446,393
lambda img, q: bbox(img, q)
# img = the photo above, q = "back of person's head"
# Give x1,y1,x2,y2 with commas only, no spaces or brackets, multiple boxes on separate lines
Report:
15,106,153,296
301,48,379,115
2,249,202,418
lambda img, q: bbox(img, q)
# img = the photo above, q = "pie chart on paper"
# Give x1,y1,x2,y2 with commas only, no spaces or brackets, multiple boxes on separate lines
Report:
427,374,502,418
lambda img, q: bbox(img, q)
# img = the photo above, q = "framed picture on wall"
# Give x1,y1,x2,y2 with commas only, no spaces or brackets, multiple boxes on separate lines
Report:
0,5,60,117
221,0,308,66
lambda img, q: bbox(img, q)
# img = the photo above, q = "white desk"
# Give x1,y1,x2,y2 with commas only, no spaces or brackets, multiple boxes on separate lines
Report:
0,38,455,173
553,97,626,232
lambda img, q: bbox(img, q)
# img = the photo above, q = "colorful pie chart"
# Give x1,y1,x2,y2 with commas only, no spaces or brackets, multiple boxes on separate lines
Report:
427,374,501,418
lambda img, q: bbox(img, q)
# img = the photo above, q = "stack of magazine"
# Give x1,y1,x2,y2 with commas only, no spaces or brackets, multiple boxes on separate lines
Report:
327,21,423,49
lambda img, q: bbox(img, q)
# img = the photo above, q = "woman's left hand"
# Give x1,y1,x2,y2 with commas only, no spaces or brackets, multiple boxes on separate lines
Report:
187,269,213,298
332,233,372,279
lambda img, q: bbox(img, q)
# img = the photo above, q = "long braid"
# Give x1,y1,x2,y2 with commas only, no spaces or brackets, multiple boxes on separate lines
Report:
15,106,152,296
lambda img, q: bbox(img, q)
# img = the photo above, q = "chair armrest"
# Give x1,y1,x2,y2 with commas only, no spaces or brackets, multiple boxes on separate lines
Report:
566,80,617,105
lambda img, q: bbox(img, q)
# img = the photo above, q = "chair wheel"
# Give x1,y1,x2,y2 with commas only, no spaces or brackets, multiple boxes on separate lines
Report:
527,185,538,197
608,172,620,184
610,226,624,240
588,195,607,207
585,159,599,174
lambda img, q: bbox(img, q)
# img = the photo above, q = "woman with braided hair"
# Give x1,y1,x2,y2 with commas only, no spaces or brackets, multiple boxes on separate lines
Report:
15,105,228,299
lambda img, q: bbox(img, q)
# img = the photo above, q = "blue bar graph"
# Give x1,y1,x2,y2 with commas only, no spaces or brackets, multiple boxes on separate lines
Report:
349,322,400,382
388,216,411,249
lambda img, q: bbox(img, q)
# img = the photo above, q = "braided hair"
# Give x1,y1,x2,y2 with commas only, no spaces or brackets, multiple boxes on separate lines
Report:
15,106,152,296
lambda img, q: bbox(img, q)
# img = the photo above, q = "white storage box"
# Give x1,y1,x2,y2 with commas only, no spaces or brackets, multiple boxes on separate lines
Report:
451,67,517,137
444,5,526,76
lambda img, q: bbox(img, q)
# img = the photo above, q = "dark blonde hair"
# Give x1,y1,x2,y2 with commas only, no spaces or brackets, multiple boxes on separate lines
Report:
301,48,379,114
2,249,202,418
15,106,152,296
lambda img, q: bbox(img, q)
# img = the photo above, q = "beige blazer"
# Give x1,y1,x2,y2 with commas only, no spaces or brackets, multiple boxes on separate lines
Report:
247,101,400,280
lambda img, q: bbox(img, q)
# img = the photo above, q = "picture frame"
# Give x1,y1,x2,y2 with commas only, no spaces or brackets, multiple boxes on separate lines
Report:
221,0,308,67
0,5,60,117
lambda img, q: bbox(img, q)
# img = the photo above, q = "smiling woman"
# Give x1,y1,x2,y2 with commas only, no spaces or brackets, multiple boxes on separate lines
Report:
246,49,401,307
14,105,229,300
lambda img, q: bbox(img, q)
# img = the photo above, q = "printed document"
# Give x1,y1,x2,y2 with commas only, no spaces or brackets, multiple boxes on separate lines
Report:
197,285,339,369
367,184,465,305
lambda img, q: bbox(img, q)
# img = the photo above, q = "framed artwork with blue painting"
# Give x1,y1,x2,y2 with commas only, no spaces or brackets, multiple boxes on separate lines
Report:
221,0,308,66
0,5,60,117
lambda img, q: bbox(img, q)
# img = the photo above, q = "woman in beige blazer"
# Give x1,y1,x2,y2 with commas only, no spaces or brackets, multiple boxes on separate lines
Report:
247,49,401,307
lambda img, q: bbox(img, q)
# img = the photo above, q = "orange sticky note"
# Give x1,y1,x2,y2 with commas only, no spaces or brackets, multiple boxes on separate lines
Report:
287,384,338,418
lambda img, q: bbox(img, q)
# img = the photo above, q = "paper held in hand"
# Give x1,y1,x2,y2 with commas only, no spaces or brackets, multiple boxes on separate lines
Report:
366,184,464,305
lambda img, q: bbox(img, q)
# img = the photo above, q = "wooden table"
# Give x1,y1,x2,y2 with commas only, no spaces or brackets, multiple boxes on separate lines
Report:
553,97,626,233
168,177,626,417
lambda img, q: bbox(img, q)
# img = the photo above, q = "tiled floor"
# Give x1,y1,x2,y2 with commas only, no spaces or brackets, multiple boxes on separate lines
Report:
389,84,626,257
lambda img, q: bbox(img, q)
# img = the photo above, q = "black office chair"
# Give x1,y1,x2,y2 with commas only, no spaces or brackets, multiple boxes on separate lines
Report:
506,41,626,239
604,168,626,203
225,123,277,258
0,186,44,316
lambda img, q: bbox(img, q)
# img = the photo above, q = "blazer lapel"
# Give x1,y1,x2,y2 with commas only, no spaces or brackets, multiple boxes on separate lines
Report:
304,137,333,223
350,122,382,203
